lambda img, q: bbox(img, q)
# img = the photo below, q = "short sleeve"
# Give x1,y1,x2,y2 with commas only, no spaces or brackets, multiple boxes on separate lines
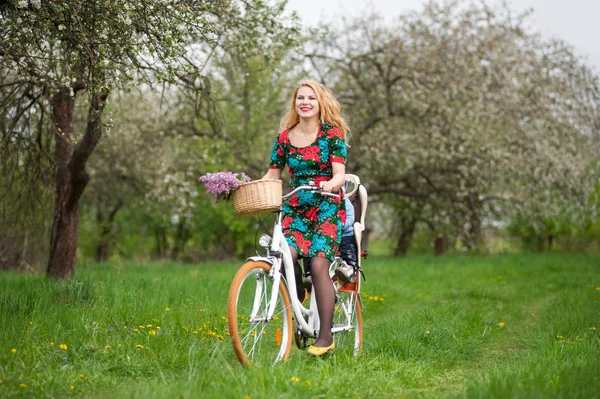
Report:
269,132,287,169
329,128,346,165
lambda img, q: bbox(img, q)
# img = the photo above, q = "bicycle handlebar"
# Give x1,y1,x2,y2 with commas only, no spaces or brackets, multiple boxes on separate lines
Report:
282,185,341,201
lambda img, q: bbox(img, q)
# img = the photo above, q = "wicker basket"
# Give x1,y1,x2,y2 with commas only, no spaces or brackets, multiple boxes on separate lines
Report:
232,179,282,216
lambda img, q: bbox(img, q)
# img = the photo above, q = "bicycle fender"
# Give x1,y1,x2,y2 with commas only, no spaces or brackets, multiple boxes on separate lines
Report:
245,256,274,266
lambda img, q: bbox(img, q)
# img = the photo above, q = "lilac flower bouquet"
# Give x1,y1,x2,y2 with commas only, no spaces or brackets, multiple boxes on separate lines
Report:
198,171,251,202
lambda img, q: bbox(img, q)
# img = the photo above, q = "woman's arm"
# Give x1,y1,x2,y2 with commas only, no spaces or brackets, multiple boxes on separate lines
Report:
262,168,282,180
320,162,345,193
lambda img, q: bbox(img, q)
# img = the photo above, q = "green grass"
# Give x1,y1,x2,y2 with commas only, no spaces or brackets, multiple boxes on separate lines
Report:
1,254,599,398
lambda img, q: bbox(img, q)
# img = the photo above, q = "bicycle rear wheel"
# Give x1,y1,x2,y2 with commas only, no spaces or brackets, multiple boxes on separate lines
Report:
227,261,293,366
332,290,363,356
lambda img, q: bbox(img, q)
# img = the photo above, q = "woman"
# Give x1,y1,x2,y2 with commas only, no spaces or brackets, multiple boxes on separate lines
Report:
262,80,349,356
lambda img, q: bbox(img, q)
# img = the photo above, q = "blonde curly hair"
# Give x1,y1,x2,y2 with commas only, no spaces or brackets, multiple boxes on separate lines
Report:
280,80,350,142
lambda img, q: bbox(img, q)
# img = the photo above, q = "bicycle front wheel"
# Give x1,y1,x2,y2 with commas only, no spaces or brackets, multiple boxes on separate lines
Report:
227,261,293,367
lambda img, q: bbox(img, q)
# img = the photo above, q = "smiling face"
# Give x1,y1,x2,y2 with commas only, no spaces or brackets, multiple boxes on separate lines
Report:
294,86,320,120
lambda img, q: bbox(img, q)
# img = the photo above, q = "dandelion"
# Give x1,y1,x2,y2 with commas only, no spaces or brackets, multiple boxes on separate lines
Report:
596,286,600,291
556,335,564,339
165,308,171,312
305,381,312,386
19,383,28,388
79,374,85,380
425,330,430,335
290,376,300,382
498,322,505,327
70,385,75,390
0,378,3,384
149,330,157,336
11,348,16,354
589,327,596,331
136,344,144,349
59,344,68,350
146,324,153,328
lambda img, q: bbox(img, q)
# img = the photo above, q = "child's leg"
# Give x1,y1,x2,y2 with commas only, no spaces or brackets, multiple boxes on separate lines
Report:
339,235,358,268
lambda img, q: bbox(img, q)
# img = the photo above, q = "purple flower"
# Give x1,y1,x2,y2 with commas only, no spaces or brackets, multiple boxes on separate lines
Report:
198,171,251,202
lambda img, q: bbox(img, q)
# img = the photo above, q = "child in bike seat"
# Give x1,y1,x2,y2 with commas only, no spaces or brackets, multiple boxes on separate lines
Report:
335,195,358,282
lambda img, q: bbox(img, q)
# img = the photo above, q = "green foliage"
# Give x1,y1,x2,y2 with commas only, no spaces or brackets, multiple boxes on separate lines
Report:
1,254,599,397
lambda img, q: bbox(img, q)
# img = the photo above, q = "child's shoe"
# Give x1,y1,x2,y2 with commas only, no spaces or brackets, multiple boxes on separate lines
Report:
334,261,355,283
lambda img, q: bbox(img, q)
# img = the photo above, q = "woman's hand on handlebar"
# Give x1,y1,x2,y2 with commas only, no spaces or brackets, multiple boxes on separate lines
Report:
319,180,338,193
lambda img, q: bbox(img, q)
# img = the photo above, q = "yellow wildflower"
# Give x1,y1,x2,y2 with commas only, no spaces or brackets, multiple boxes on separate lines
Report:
136,344,144,349
305,381,312,386
290,376,300,382
149,330,157,336
425,330,430,335
498,322,505,327
79,374,85,380
70,385,75,390
19,383,27,388
589,327,596,331
59,344,68,350
165,308,171,312
11,348,16,354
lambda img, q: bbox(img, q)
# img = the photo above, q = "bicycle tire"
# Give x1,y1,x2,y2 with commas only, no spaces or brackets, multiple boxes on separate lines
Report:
332,290,363,356
227,261,293,366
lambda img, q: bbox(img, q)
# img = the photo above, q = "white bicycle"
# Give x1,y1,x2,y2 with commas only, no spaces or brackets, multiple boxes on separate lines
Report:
227,176,368,367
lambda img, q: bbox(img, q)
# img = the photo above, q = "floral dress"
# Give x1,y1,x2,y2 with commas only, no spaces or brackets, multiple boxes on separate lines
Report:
269,123,347,261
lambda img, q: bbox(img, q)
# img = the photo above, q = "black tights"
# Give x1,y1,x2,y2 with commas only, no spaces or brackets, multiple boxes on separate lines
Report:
289,247,334,347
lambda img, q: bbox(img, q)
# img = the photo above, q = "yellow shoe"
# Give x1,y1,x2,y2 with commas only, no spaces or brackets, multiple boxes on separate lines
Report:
307,342,335,356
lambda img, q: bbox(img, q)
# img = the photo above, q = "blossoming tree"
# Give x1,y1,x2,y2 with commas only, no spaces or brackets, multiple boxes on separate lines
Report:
308,1,600,251
0,0,297,277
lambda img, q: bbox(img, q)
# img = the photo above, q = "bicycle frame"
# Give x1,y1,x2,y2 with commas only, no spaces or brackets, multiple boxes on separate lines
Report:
250,185,356,339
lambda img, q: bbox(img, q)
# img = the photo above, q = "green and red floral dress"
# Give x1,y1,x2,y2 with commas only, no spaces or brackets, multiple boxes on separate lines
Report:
269,123,347,261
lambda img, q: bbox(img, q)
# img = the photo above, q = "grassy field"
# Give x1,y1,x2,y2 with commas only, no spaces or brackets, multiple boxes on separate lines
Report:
1,253,599,398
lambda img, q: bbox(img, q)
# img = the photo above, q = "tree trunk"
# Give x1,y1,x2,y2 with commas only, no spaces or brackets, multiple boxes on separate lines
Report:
170,220,190,261
95,201,123,263
395,216,416,256
155,225,168,258
47,87,108,279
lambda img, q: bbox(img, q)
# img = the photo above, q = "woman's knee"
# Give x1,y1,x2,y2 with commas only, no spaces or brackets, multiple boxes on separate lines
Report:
310,257,330,271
